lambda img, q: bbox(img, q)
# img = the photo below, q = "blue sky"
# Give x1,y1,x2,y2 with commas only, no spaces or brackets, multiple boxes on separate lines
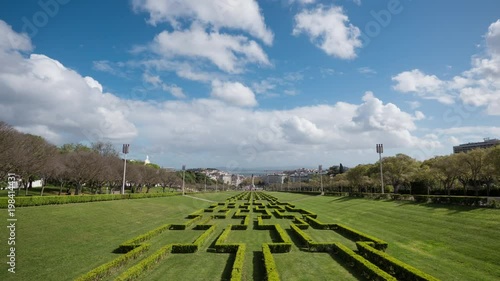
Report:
0,0,499,170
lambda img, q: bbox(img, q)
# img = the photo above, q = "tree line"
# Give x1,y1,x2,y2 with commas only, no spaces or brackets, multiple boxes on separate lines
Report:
283,148,500,196
0,121,216,196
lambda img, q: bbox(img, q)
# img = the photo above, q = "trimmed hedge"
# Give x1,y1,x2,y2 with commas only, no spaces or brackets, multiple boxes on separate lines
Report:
356,242,440,281
187,209,204,218
230,244,246,281
304,215,332,229
0,192,180,208
170,215,202,230
267,224,292,253
117,223,171,253
76,244,150,281
333,223,388,251
262,244,280,281
293,217,309,229
114,244,172,281
332,242,396,281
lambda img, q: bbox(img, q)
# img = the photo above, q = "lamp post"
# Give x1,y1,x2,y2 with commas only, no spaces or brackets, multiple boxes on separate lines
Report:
121,144,130,195
376,144,384,194
319,165,323,195
182,165,186,196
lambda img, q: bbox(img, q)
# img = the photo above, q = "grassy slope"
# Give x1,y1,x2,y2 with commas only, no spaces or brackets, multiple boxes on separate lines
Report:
1,191,499,281
268,192,500,281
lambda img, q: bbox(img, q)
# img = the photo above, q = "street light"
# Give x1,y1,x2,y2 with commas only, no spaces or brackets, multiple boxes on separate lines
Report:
376,144,384,194
319,164,323,195
121,144,130,195
182,165,186,196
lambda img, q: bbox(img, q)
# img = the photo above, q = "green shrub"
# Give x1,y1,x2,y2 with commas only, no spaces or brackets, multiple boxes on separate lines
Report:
76,244,150,281
333,223,388,251
0,192,180,208
356,242,440,281
114,244,172,281
230,244,246,281
117,223,170,252
332,242,396,281
262,244,280,281
171,244,198,253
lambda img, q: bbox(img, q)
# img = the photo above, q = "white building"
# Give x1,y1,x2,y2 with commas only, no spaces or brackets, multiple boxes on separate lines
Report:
264,174,286,185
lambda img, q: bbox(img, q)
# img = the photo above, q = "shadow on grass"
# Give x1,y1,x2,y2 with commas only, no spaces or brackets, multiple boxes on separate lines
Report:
220,252,235,281
285,228,309,252
327,251,366,281
394,200,480,214
252,251,266,281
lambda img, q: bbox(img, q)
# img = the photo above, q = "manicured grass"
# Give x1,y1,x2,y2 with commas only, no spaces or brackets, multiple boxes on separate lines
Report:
268,192,500,281
1,191,499,280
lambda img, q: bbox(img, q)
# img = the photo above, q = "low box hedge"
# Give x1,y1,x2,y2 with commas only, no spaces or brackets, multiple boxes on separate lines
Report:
0,192,180,208
114,244,172,281
333,224,388,251
356,242,440,281
76,244,150,281
332,242,396,281
262,244,280,281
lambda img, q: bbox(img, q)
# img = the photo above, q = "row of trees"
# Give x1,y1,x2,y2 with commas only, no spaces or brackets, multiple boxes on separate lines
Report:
279,148,500,196
0,121,220,196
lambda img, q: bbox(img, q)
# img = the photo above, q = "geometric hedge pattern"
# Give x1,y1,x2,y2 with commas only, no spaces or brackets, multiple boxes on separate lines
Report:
76,192,440,281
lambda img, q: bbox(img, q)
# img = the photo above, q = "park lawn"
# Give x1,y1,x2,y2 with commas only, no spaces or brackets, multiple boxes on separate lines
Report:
0,195,210,281
1,191,499,280
268,192,500,281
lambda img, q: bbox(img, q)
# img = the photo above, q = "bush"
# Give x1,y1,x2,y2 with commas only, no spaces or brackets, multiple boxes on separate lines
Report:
114,244,172,281
117,223,171,252
332,242,396,281
356,242,440,281
230,244,246,281
0,192,180,208
262,244,280,281
76,244,150,281
333,223,388,251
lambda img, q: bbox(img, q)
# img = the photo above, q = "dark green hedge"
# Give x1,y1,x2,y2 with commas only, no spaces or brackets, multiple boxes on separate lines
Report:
114,244,172,281
356,242,440,281
76,244,150,281
0,192,180,208
332,242,396,281
262,244,280,281
333,224,388,251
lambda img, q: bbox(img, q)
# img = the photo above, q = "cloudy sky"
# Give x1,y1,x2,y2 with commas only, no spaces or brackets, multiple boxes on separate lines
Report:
1,0,499,170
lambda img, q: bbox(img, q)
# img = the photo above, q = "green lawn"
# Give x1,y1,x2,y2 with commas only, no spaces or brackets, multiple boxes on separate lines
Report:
0,191,499,281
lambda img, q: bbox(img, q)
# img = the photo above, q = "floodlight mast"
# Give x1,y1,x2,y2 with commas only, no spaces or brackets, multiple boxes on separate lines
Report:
182,165,186,196
121,144,130,195
376,144,384,194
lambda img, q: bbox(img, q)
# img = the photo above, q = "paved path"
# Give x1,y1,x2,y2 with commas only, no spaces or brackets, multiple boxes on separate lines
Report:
183,194,217,203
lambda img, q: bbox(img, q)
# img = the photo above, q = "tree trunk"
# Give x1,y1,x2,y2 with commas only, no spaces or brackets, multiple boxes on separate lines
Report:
59,181,64,195
75,182,81,195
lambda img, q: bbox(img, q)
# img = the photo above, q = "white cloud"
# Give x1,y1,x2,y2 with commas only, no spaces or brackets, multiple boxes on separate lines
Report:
0,21,32,53
211,80,258,107
358,66,376,75
142,72,186,98
392,69,454,104
281,116,324,144
287,0,316,5
293,6,362,59
131,0,273,45
0,20,440,168
149,23,270,73
392,20,500,114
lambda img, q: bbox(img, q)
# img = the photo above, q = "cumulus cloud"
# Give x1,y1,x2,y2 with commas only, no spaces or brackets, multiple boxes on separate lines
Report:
392,20,500,114
211,80,257,107
149,23,270,74
0,20,439,167
142,72,186,98
293,6,362,59
131,0,273,45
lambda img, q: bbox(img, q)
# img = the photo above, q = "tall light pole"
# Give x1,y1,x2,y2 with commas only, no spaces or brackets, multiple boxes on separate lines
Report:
121,144,130,195
319,165,323,195
182,165,186,196
204,174,207,192
376,144,384,194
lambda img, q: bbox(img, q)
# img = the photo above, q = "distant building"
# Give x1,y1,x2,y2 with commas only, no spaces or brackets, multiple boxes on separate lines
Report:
453,138,500,153
263,174,286,185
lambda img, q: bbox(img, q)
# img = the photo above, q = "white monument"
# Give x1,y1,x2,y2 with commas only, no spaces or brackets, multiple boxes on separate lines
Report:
144,155,150,165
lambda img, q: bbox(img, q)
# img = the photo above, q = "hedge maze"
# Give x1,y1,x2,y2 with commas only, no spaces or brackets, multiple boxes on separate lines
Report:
76,192,440,281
